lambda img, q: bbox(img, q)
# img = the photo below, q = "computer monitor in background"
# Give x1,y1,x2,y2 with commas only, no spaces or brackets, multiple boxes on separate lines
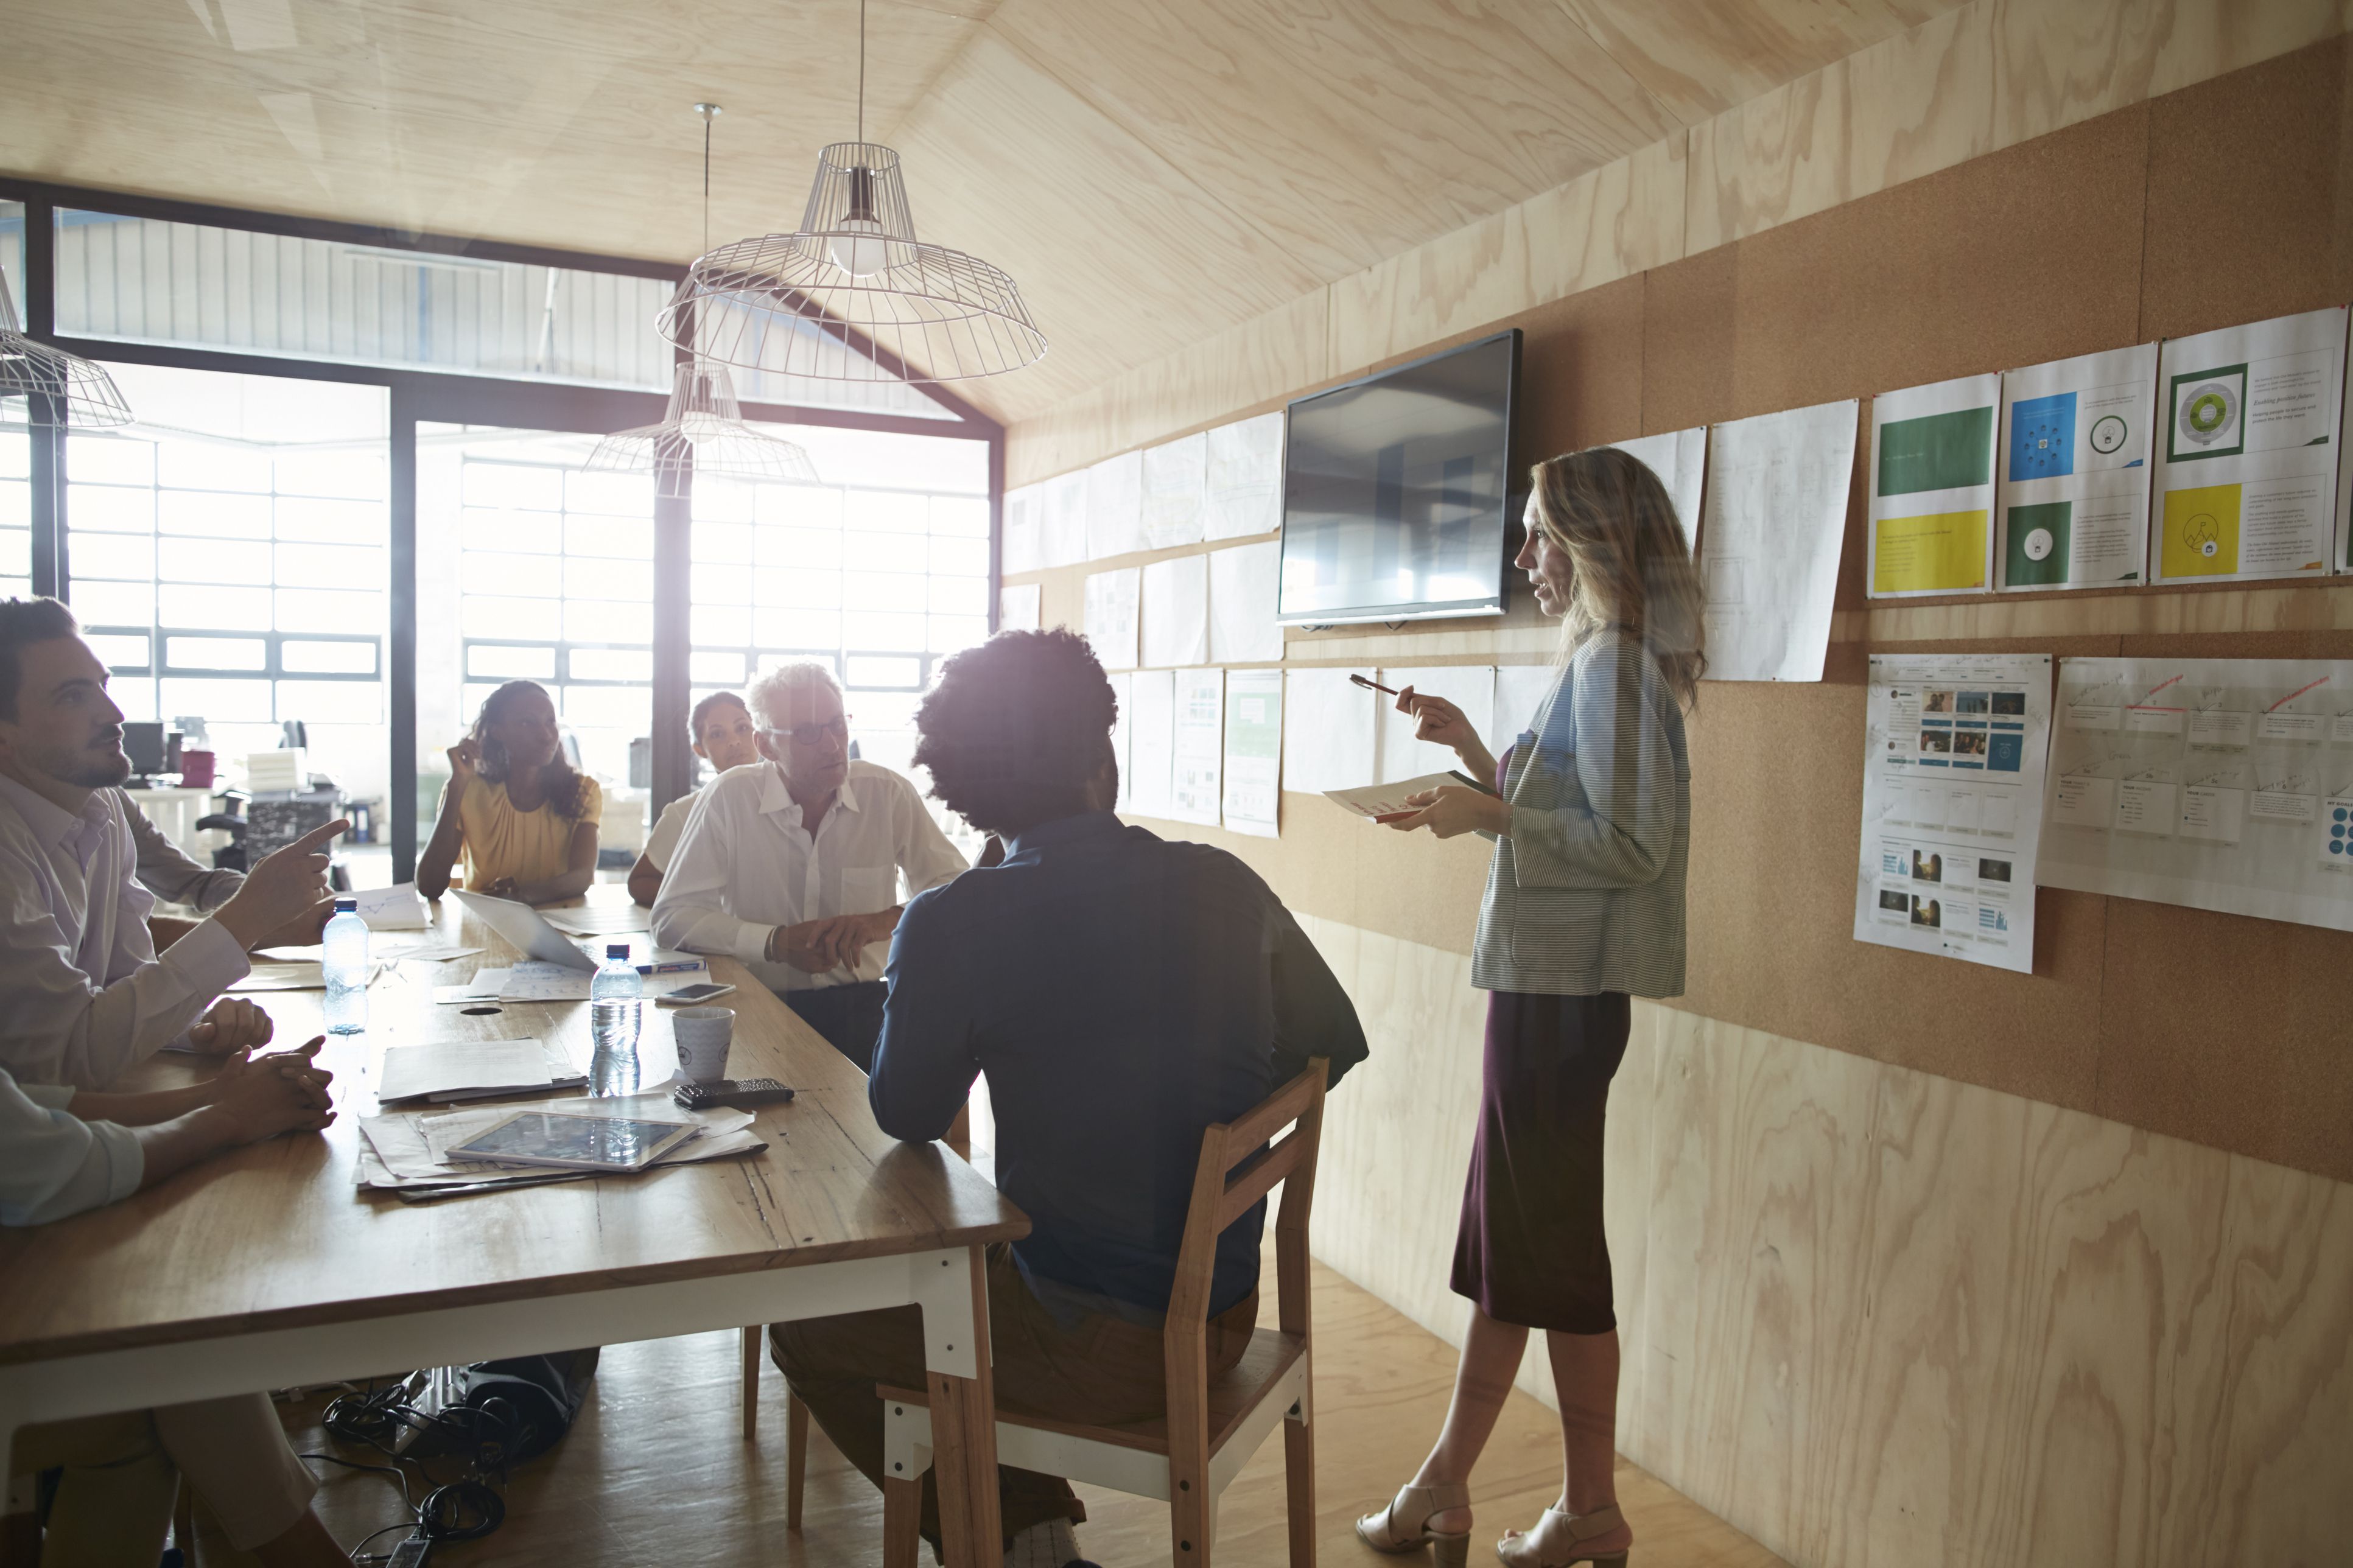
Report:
122,722,167,777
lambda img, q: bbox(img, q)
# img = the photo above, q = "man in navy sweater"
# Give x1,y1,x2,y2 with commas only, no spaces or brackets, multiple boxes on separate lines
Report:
773,628,1367,1568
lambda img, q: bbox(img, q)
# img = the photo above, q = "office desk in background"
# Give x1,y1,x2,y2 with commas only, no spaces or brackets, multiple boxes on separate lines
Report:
0,890,1027,1566
124,785,226,866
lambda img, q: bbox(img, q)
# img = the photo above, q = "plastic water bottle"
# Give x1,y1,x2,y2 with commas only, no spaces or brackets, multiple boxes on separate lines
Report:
589,943,642,1097
322,897,369,1035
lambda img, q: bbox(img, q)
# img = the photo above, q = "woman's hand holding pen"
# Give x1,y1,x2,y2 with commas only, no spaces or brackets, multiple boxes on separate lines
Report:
1384,784,1510,839
1394,685,1498,783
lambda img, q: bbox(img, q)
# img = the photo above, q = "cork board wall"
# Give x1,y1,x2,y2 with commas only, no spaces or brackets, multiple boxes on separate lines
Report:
1009,39,2353,1185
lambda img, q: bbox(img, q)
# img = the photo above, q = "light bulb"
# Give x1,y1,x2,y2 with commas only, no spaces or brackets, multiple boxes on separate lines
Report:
827,217,889,278
678,409,730,446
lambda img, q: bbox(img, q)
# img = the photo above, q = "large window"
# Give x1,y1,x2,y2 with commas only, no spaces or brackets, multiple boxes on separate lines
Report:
0,425,26,602
61,361,389,802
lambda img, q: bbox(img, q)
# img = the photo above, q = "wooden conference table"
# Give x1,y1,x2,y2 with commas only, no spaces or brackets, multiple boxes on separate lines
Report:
0,889,1028,1564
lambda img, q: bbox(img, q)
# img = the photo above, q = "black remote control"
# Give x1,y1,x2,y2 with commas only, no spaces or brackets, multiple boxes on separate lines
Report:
673,1077,796,1111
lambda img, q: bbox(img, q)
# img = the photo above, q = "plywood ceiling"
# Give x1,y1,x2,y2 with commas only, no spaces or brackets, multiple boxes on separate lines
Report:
3,0,1968,424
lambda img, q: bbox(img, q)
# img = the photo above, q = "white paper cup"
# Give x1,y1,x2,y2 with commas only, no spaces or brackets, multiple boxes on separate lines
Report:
672,1007,735,1083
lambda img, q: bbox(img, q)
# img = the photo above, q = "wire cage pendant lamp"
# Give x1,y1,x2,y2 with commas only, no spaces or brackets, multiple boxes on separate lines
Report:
657,1,1047,384
0,270,133,429
590,105,820,497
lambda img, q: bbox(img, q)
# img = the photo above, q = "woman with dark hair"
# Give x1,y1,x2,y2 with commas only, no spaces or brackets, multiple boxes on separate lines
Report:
627,690,760,907
416,680,600,904
1356,447,1704,1568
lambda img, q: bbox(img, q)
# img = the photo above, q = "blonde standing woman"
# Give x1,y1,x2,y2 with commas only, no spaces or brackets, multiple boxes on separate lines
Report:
1358,448,1704,1568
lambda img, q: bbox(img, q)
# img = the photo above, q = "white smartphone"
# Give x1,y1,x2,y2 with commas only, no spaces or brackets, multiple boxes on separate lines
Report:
657,981,737,1007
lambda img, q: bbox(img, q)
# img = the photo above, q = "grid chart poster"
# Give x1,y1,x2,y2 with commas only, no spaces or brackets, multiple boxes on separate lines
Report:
2039,659,2353,933
1221,669,1282,837
1854,654,2052,972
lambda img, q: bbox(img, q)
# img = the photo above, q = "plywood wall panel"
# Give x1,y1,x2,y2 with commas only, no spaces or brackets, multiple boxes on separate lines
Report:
2136,35,2353,343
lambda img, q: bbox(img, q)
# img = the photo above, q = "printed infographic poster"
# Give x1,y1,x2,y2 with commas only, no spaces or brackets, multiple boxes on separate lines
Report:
1854,654,2052,973
1221,669,1283,837
1996,343,2158,590
1082,567,1139,670
2150,307,2346,584
1700,399,1856,681
1606,428,1706,554
1170,667,1226,827
1868,374,1999,597
2039,658,2353,932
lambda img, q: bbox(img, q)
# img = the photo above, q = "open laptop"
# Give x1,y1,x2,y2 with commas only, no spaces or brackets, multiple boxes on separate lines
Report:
451,890,698,973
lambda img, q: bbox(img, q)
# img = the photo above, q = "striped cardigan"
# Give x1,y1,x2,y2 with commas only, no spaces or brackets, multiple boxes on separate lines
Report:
1471,631,1690,999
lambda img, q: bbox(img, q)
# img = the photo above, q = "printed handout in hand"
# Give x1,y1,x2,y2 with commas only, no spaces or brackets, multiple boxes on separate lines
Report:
1324,771,1497,822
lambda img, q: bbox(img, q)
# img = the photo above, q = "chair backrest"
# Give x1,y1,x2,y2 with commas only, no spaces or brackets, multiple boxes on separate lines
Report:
1161,1057,1330,1438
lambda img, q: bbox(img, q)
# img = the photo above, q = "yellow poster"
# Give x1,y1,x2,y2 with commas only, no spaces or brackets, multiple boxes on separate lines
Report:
1871,509,1990,594
2159,482,2241,578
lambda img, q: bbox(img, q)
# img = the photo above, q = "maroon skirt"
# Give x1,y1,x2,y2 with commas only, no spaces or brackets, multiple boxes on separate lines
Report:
1449,989,1630,1334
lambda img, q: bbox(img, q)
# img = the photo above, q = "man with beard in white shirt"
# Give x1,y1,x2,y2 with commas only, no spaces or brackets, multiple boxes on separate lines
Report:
652,660,966,1070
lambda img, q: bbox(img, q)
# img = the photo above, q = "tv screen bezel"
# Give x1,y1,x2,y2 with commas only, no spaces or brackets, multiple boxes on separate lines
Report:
1274,327,1521,627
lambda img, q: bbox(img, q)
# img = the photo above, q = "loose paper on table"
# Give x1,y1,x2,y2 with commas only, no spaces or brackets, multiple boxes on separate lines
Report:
1083,567,1140,670
1853,654,2052,973
1204,412,1284,541
2150,307,2346,585
1002,485,1044,575
1126,669,1176,818
1041,470,1089,569
999,582,1042,633
1221,669,1283,838
1142,432,1208,550
1208,540,1283,664
1701,399,1856,681
1869,374,1998,597
1996,343,2158,590
540,903,652,938
1377,666,1495,785
1282,668,1376,796
351,883,430,931
1142,554,1209,668
2039,657,2353,933
1086,449,1146,560
1171,668,1226,826
377,1038,556,1103
1607,429,1705,553
1107,672,1133,812
1490,665,1562,760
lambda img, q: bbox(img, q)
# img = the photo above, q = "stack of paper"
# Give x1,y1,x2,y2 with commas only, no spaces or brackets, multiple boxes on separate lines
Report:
540,905,654,938
228,960,382,993
376,1038,580,1104
355,1093,765,1199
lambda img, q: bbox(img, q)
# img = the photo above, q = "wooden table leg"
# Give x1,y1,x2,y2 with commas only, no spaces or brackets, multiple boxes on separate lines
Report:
924,1246,1001,1568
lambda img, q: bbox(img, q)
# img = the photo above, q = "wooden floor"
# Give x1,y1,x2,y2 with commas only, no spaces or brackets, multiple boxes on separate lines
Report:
200,1258,1784,1566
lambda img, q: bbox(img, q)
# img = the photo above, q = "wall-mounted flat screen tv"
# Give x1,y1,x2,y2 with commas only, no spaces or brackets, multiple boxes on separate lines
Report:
1277,329,1519,625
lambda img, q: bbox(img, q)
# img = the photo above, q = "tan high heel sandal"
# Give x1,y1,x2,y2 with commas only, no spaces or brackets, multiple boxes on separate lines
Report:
1495,1502,1629,1567
1356,1481,1472,1568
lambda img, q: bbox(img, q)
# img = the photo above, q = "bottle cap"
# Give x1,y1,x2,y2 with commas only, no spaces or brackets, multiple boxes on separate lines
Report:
334,897,357,912
606,943,631,959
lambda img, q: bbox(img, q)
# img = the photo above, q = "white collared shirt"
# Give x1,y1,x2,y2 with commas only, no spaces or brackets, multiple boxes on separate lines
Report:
650,760,967,993
0,772,250,1088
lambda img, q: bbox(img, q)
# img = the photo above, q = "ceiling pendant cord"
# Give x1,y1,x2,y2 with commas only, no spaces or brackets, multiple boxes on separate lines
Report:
857,0,866,145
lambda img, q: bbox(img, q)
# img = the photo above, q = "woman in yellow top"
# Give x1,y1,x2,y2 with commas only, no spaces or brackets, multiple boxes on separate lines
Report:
416,680,601,904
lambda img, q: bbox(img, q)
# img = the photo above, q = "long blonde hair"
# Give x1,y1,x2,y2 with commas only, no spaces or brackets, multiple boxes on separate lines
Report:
1526,447,1707,710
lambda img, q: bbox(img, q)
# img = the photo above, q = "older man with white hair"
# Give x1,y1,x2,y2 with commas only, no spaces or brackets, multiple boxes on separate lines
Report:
652,660,966,1070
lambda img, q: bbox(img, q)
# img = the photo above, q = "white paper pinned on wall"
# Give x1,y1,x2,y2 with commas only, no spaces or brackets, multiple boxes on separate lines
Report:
1377,666,1496,784
1042,469,1089,569
1126,669,1176,818
1607,429,1706,554
1221,669,1283,838
1701,399,1857,682
1086,449,1147,560
1141,553,1210,668
999,581,1042,633
1171,668,1226,827
1107,671,1132,812
1282,667,1376,796
1867,373,2001,597
1083,567,1140,670
1995,342,2159,590
1141,432,1208,550
1490,663,1562,758
1003,484,1045,575
1208,540,1284,664
1205,412,1285,541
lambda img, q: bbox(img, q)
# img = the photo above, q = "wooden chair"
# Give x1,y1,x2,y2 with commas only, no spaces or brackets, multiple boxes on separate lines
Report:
845,1059,1330,1567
